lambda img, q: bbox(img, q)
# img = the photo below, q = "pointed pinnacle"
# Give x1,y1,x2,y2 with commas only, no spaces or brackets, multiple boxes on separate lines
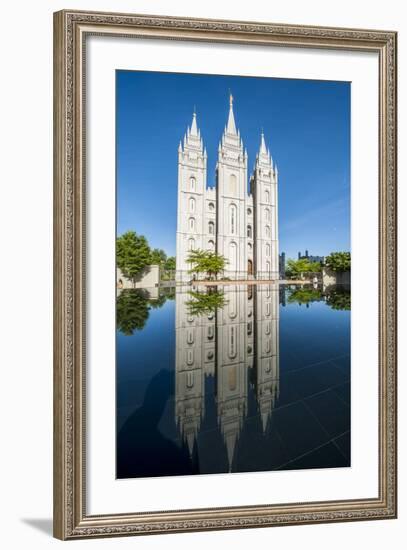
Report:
190,111,198,136
260,131,267,155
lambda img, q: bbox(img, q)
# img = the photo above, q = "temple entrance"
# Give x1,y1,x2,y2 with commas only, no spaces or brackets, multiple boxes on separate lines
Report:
248,259,253,277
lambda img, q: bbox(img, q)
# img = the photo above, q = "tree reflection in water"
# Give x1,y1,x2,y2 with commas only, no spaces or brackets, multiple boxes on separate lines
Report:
287,287,323,306
287,285,351,311
116,288,174,336
185,287,228,317
116,283,351,478
325,287,351,310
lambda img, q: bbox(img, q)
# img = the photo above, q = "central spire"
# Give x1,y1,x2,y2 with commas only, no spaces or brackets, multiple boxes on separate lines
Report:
190,109,198,136
260,131,267,155
226,92,237,135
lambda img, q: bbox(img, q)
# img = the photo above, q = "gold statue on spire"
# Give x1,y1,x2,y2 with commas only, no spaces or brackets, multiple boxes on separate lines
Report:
229,92,234,107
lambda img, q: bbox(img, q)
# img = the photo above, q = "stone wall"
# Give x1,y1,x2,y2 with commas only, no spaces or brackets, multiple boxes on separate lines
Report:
322,268,350,286
117,265,160,289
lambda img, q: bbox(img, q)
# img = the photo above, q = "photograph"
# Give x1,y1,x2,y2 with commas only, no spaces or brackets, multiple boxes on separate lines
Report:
115,70,351,479
51,8,397,539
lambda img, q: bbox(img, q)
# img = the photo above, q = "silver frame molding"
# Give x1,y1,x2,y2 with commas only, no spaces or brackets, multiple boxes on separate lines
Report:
53,9,397,540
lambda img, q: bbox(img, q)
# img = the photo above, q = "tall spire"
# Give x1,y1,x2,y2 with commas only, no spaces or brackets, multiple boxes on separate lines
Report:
260,131,267,155
226,93,237,135
190,109,198,136
181,108,205,156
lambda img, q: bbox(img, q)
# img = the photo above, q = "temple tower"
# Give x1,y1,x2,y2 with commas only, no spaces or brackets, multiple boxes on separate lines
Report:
176,111,208,283
216,95,248,279
251,133,279,279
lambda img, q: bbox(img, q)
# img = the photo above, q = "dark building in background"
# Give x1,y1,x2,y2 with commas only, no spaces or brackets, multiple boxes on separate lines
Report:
279,252,286,279
279,285,286,307
298,250,325,264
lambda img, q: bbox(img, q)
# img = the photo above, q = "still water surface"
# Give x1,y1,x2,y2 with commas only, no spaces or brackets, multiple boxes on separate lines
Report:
116,284,350,479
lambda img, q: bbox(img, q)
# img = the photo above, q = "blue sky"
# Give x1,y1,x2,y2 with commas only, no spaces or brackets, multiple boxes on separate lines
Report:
116,70,350,260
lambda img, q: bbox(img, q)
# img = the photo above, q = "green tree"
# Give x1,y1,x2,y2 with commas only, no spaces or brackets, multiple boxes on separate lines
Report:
164,256,176,271
187,249,206,275
150,248,167,266
308,261,323,273
203,252,228,279
187,249,228,280
324,252,351,272
116,231,151,283
285,258,321,279
161,256,176,281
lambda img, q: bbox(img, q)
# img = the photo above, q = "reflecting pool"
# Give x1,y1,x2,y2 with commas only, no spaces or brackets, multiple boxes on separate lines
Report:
116,284,350,479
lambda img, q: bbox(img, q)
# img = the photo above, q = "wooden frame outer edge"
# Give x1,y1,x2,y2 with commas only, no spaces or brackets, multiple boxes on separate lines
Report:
53,9,397,540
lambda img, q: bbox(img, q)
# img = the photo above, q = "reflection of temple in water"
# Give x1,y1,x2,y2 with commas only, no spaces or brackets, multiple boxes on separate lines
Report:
175,284,279,472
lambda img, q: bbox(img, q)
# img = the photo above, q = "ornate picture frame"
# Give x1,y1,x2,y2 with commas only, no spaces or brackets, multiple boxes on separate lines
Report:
53,9,397,540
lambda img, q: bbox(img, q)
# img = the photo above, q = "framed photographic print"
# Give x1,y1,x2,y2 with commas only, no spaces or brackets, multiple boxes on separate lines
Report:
53,9,397,540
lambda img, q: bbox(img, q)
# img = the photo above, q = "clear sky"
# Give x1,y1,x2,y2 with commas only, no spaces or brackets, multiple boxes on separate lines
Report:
116,70,350,260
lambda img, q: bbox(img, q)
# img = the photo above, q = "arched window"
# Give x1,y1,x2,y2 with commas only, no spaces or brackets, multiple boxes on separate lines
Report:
265,225,270,238
228,326,237,359
189,217,195,231
266,243,271,257
230,174,237,195
247,322,253,336
229,241,237,271
266,302,271,316
265,190,270,203
189,197,195,212
188,238,195,251
208,202,215,211
247,225,252,238
229,291,237,319
230,204,237,235
266,260,271,273
208,240,215,252
187,329,194,344
186,371,194,388
208,221,215,235
190,176,196,191
187,349,194,365
207,325,214,340
265,208,270,221
248,242,253,251
247,208,252,216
